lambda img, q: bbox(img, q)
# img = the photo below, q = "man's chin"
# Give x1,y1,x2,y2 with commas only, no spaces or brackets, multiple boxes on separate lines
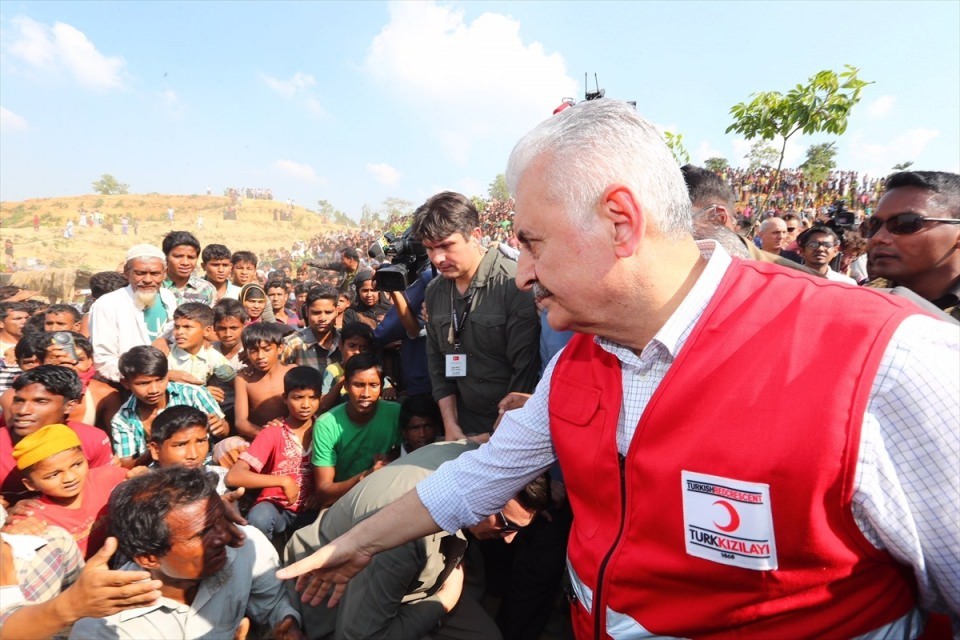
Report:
134,290,158,309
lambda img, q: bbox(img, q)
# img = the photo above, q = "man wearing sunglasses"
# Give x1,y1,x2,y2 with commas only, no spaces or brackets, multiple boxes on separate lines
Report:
798,226,856,284
284,440,547,640
865,171,960,320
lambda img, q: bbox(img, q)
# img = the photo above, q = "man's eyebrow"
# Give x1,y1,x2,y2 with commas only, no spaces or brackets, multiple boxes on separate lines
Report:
516,230,537,243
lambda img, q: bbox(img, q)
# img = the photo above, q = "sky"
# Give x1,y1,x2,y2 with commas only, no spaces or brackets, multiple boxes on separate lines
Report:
1,0,958,220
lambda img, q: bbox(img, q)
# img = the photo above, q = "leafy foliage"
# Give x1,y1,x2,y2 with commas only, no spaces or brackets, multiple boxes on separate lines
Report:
662,131,690,165
704,157,730,173
799,142,838,184
91,174,129,195
746,141,780,172
892,161,914,171
488,174,510,201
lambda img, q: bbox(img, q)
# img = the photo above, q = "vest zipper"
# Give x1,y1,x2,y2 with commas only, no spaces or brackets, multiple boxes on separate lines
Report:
593,452,628,639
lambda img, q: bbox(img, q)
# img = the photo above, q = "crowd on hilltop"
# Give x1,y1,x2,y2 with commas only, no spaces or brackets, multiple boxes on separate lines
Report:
0,123,956,640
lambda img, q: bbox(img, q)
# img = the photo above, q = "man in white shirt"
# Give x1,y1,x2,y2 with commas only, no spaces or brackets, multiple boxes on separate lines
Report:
798,226,857,284
278,100,959,638
89,244,177,382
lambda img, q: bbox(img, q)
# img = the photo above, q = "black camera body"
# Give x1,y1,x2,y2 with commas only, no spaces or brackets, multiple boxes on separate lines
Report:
370,227,430,292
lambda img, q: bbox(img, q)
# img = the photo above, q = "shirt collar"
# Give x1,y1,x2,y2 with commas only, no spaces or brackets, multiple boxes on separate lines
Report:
596,240,731,364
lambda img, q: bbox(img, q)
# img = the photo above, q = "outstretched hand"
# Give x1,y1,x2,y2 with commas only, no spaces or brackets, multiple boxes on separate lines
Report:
276,539,374,608
61,536,163,619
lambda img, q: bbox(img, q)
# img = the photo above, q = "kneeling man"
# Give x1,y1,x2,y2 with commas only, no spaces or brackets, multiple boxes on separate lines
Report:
70,466,305,640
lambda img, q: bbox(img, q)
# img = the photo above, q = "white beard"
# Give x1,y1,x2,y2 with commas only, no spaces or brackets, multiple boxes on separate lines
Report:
134,289,157,310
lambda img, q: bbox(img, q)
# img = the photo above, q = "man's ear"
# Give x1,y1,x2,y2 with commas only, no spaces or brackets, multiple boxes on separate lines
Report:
134,553,161,570
469,227,483,244
21,476,37,493
601,184,644,258
63,398,79,416
203,326,215,341
147,441,161,462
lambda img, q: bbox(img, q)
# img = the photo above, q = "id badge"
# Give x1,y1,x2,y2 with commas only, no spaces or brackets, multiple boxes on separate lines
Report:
445,353,467,377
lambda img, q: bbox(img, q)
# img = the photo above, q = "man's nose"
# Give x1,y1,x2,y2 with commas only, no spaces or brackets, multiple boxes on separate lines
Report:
515,253,535,291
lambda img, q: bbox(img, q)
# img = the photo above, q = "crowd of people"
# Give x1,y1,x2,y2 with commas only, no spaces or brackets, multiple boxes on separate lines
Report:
0,99,957,640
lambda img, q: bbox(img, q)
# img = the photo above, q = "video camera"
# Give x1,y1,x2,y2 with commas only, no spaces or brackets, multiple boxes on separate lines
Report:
823,199,857,241
369,226,431,292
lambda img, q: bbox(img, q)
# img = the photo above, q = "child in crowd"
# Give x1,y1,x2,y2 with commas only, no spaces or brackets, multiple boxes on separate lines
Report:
147,405,228,493
320,321,374,412
201,243,241,301
234,323,292,439
312,353,401,507
230,250,259,288
111,346,227,468
283,285,341,371
210,298,248,428
0,366,113,503
166,303,236,401
351,271,390,328
9,423,126,557
266,279,299,328
239,284,268,324
225,366,321,538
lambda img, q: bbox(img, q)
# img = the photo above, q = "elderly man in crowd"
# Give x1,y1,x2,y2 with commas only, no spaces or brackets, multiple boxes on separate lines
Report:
89,244,177,382
70,466,305,639
279,99,958,638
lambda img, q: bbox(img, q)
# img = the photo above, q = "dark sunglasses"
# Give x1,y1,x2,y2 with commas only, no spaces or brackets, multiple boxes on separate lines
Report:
861,212,960,238
496,511,523,534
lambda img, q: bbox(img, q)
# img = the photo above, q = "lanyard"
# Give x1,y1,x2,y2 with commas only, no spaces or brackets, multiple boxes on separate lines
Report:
449,286,475,350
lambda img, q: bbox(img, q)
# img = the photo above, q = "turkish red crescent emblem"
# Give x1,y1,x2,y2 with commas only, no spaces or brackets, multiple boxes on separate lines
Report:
713,500,741,532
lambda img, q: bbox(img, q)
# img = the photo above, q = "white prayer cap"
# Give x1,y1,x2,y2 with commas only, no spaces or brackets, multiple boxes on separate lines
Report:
125,244,165,263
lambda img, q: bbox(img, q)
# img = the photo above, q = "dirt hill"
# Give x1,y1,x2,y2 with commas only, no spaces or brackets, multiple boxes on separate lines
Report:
1,193,352,276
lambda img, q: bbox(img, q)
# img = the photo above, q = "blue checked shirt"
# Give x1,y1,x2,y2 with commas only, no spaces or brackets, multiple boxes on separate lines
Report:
111,381,225,459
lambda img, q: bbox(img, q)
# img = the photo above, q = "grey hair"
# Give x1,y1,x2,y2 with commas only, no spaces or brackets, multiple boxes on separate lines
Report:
505,99,692,239
759,217,784,233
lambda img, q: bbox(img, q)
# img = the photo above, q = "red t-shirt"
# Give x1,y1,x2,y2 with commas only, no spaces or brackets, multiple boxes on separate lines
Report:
0,420,113,502
37,464,127,557
238,420,313,513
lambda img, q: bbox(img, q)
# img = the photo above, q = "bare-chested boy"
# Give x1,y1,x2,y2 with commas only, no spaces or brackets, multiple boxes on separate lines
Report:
234,323,292,439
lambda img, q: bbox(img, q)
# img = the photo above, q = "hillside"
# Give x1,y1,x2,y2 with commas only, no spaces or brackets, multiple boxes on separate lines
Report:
0,193,352,274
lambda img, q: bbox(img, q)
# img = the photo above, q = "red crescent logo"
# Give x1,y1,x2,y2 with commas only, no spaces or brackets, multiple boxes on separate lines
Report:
713,500,740,532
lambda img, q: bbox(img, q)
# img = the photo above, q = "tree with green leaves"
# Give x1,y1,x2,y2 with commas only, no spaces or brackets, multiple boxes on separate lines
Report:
727,65,870,198
91,174,129,195
704,157,730,173
892,161,914,171
746,141,780,172
488,173,510,202
799,142,838,184
662,131,690,165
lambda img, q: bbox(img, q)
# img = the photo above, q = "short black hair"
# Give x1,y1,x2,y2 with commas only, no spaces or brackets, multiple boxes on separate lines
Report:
118,345,169,380
303,284,339,315
340,321,374,345
411,191,479,243
201,244,231,263
89,271,129,299
149,405,208,444
15,332,53,362
44,304,81,323
240,321,287,351
12,365,83,401
797,225,839,248
885,171,960,217
343,351,382,383
341,247,360,261
213,298,248,324
109,466,219,560
399,395,441,430
173,302,215,327
680,164,737,214
0,300,31,321
231,250,258,267
515,473,551,513
283,365,323,396
264,278,286,294
162,231,201,256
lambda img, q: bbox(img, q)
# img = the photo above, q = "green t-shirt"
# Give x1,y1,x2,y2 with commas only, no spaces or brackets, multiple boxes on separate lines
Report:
312,400,401,480
142,295,169,341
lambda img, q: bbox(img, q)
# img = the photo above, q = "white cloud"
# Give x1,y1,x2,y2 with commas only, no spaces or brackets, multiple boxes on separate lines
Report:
867,95,896,118
365,1,578,165
694,140,725,165
366,162,402,186
848,127,940,176
273,159,321,183
729,136,803,168
0,107,28,133
302,97,327,118
261,71,316,99
159,90,185,118
5,16,125,89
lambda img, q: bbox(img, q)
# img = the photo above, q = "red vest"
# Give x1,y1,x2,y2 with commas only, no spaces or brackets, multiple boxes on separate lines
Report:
550,259,919,639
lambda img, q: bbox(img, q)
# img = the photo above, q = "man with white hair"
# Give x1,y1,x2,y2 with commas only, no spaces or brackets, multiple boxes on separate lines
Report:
89,244,177,382
279,100,959,637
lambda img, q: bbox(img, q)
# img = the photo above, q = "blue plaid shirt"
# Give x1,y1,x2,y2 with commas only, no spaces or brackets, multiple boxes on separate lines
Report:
111,381,224,458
